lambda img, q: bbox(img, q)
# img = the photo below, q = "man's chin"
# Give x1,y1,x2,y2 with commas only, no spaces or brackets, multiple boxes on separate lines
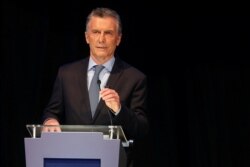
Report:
96,52,108,58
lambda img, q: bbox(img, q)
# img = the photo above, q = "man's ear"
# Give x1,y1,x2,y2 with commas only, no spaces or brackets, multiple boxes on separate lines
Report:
85,32,89,44
116,34,122,46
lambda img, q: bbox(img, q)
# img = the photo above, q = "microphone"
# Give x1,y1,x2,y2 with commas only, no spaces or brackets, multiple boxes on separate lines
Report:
97,79,101,90
97,79,113,125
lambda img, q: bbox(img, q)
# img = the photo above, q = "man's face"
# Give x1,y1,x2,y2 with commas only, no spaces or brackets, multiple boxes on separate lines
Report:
85,16,122,61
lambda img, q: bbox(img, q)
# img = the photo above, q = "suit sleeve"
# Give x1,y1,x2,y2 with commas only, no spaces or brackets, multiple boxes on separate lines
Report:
113,75,149,140
42,68,64,123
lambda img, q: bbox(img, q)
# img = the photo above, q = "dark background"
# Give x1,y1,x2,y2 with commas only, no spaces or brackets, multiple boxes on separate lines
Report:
1,0,250,167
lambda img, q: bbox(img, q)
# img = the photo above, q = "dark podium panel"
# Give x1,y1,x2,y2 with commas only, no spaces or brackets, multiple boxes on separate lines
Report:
24,125,131,167
44,158,100,167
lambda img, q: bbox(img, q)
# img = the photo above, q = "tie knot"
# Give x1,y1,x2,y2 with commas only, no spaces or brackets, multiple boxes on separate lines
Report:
95,65,104,76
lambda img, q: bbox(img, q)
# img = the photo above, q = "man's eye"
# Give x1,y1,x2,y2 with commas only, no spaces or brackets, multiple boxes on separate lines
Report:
105,31,113,35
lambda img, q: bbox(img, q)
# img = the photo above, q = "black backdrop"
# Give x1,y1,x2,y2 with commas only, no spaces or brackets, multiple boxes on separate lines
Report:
1,1,250,167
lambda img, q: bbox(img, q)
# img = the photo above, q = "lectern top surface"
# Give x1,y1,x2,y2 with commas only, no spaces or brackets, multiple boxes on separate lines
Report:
26,125,131,147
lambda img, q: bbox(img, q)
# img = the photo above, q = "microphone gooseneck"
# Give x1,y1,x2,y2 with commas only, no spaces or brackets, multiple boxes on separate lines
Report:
97,80,113,125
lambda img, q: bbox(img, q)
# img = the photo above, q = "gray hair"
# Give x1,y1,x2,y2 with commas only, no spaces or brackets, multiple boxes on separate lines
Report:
85,7,122,35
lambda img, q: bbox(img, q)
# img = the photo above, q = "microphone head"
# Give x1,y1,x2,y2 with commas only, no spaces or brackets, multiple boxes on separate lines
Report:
97,79,101,89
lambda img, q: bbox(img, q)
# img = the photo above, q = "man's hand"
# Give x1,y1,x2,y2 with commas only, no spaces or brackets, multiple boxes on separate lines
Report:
100,88,121,113
42,119,61,132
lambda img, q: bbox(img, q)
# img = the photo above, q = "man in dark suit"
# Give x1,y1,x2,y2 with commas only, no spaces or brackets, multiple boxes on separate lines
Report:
42,7,149,166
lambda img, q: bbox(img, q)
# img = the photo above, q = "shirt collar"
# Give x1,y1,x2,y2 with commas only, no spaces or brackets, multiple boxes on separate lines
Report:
88,56,115,72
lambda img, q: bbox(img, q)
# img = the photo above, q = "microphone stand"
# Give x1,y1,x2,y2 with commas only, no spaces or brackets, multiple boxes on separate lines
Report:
97,79,113,126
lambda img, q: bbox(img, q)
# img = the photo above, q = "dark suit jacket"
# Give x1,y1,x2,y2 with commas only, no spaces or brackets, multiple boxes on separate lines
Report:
42,57,149,140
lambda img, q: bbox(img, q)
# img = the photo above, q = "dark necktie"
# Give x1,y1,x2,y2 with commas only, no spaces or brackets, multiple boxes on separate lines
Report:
89,65,104,117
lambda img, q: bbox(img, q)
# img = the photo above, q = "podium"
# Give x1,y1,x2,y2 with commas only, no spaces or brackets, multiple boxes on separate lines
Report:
24,125,131,167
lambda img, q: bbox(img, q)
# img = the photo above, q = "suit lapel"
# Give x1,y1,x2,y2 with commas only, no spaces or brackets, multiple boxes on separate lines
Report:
78,58,93,121
106,58,123,90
